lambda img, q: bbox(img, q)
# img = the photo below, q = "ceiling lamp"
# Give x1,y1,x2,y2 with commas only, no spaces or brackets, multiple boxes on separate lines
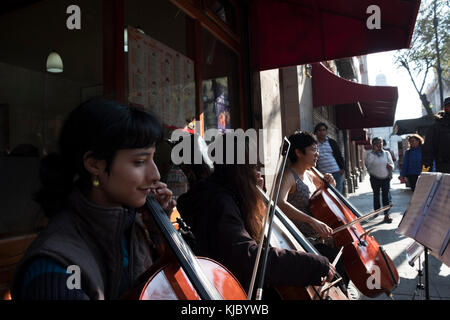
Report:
46,52,63,73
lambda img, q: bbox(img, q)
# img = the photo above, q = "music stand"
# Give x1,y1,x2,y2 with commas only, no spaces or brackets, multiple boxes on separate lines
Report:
406,241,427,300
397,172,450,300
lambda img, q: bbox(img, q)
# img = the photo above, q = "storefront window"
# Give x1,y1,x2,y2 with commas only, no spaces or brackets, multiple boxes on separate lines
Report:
0,0,103,235
202,28,239,133
125,0,194,179
125,0,195,134
0,0,103,156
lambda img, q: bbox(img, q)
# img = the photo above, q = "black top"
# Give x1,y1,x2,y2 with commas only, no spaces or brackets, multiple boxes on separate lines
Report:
328,138,345,170
177,173,330,292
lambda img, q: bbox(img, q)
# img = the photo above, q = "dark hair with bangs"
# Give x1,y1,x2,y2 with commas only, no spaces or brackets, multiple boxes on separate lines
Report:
35,98,162,217
288,130,317,163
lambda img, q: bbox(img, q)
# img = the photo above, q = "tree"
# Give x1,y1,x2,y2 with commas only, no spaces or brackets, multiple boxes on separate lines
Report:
394,0,449,115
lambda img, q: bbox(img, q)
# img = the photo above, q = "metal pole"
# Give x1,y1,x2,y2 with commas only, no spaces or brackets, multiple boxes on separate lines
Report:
425,247,430,300
433,0,444,109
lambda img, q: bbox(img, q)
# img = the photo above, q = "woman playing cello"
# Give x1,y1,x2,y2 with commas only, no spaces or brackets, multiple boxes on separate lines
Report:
176,133,336,294
11,98,175,300
277,130,350,292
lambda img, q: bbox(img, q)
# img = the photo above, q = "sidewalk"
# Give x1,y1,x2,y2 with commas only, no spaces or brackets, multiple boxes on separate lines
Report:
346,171,450,300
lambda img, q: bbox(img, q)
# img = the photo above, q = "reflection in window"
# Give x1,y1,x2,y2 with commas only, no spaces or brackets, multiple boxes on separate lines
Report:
0,0,102,236
0,0,103,156
202,29,239,134
203,78,231,134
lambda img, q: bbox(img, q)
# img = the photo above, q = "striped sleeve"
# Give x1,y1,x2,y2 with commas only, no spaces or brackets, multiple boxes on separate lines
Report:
20,257,89,300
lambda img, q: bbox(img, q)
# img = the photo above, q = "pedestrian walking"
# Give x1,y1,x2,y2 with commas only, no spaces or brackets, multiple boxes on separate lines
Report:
422,97,450,173
399,134,424,192
314,123,345,193
365,137,394,223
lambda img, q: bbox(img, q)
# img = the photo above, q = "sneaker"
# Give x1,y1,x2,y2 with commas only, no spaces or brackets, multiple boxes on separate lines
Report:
384,215,393,223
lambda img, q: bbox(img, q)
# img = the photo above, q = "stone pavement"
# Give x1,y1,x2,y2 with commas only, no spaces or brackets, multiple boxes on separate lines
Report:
346,170,450,300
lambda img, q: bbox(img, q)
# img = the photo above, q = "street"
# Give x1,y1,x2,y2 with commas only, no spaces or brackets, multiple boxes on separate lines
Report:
348,170,450,300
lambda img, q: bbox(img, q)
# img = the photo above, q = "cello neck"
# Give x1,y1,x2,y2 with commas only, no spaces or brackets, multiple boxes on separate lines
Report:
310,167,362,219
144,195,222,300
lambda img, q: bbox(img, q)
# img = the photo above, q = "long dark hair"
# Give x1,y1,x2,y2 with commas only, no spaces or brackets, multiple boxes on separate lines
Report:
35,98,162,217
212,133,265,241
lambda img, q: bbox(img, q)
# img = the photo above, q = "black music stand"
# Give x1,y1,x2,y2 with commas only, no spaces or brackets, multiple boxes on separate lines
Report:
406,241,428,300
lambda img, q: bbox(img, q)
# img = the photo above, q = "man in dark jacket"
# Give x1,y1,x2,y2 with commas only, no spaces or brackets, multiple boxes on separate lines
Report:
314,123,345,193
422,97,450,173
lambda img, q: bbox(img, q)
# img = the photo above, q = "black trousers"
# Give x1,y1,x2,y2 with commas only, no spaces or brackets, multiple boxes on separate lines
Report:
369,176,391,215
406,174,419,192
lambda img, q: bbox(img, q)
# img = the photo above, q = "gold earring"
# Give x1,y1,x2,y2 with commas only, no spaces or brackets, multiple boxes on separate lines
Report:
92,178,100,187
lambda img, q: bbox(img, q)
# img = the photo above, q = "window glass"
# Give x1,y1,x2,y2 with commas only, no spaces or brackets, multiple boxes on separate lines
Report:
202,28,239,133
0,0,103,235
125,0,194,179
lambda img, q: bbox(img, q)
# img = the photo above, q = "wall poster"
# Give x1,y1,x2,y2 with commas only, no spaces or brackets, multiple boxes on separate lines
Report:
127,27,195,131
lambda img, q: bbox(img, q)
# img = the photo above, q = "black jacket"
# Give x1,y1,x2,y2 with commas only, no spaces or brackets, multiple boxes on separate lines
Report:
177,174,330,292
422,111,450,173
328,138,345,170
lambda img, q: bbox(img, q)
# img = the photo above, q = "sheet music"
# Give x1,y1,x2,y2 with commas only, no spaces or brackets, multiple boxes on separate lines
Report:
397,173,439,238
397,173,450,267
415,175,450,253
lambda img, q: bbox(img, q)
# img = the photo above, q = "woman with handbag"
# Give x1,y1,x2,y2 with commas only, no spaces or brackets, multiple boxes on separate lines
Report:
364,137,394,223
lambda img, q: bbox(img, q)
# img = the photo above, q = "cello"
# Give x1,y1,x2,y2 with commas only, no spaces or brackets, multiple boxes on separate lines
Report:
259,187,349,300
164,134,346,300
248,138,347,300
122,195,247,300
309,167,399,298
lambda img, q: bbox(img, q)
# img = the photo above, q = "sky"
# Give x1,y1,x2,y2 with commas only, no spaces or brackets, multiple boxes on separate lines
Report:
366,51,428,121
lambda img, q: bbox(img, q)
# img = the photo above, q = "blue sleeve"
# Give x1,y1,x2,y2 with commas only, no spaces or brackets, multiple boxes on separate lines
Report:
20,257,89,300
401,150,409,176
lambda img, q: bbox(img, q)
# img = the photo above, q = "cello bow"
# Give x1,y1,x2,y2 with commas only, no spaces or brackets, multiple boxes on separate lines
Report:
310,167,363,218
331,205,393,235
248,137,291,300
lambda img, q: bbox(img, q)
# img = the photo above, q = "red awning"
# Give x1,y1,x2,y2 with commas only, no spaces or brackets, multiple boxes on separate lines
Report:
355,139,371,146
312,63,398,129
249,0,420,71
350,129,368,141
